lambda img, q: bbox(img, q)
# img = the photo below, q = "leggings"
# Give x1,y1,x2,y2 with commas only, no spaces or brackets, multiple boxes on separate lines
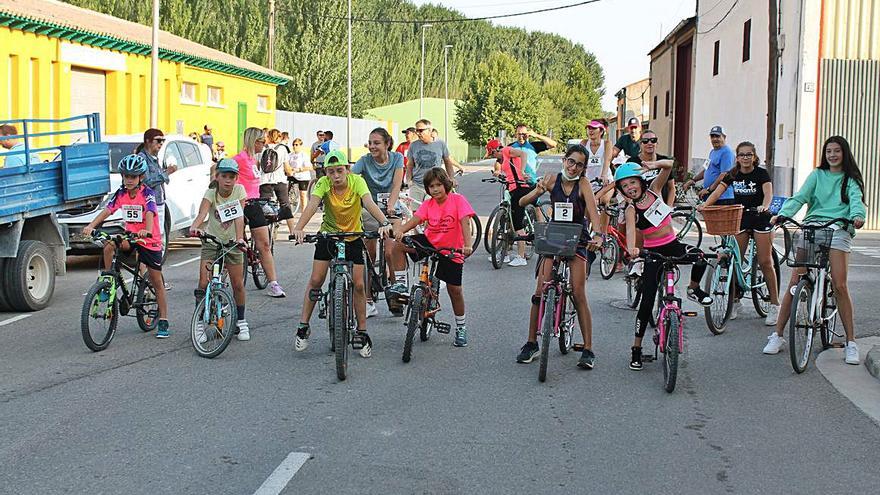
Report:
636,240,707,337
509,186,534,230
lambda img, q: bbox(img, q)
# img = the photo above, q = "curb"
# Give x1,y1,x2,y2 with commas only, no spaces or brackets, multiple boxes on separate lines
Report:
816,336,880,426
866,344,880,381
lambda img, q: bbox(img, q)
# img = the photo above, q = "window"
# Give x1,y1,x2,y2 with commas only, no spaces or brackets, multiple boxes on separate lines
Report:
713,40,720,76
665,91,670,117
176,141,204,167
742,19,752,62
162,142,186,169
181,82,197,103
207,86,222,106
257,95,269,112
653,95,658,119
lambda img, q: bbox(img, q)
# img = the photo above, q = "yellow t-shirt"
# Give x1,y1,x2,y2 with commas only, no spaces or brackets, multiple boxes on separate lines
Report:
312,174,371,233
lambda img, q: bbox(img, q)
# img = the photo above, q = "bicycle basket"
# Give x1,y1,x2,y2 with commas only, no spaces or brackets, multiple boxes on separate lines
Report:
702,205,743,236
534,222,582,257
788,227,834,268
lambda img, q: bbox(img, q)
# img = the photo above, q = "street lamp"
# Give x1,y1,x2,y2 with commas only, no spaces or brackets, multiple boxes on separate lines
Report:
347,0,352,160
443,44,453,142
419,23,433,119
149,0,159,127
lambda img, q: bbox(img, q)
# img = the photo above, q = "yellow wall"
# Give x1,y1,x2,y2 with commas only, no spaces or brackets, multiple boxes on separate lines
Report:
1,26,280,153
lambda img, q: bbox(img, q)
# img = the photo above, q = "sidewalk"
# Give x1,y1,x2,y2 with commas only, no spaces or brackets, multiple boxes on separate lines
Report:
816,335,880,426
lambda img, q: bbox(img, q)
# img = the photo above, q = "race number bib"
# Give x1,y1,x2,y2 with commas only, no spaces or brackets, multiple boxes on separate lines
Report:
377,192,391,210
643,197,673,227
553,202,574,222
121,205,144,223
589,155,601,167
216,200,243,223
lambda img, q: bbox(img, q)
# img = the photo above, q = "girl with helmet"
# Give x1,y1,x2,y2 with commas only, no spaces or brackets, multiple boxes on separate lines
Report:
614,161,713,370
83,154,171,338
190,158,250,342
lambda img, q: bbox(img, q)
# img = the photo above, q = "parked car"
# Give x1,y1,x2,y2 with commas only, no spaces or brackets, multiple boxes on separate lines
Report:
58,134,213,260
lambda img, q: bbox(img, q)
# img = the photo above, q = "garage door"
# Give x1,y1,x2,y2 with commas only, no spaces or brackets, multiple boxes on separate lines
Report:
70,67,106,138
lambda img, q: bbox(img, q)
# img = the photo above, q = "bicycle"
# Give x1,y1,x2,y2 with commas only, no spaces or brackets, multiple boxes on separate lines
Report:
703,208,781,334
287,176,314,217
80,230,159,352
243,198,278,289
300,231,380,381
597,203,634,280
363,215,402,314
190,233,241,358
398,236,458,363
399,175,482,253
639,250,713,393
481,175,538,269
779,217,850,373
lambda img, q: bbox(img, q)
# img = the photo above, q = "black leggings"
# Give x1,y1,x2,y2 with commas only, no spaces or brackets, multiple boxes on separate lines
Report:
509,186,534,230
636,240,707,336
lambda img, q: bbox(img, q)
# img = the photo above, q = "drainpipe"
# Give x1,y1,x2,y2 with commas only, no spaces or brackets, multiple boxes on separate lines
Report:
766,0,780,175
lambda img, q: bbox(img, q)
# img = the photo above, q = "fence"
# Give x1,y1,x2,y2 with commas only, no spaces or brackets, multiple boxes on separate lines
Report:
275,111,399,161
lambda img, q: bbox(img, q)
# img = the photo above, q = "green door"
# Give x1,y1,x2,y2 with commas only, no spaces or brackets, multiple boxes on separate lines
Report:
237,102,247,150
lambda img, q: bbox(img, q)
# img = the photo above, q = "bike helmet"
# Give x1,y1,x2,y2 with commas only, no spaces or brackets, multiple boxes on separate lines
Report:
613,162,643,182
118,154,148,176
215,158,239,174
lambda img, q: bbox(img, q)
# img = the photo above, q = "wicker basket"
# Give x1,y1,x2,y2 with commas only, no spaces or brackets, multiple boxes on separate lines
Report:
702,205,743,235
534,222,583,257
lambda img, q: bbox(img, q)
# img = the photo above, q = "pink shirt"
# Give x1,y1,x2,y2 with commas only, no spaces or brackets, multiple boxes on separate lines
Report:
233,150,261,199
415,192,476,264
106,184,163,251
500,147,526,192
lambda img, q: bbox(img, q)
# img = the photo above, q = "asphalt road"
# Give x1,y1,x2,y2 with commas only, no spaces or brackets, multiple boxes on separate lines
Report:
2,167,879,494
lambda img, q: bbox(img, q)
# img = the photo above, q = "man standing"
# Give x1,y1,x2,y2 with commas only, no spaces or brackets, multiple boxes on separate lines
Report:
406,119,461,199
629,129,676,207
509,123,557,184
0,124,40,168
396,127,416,174
613,117,642,160
683,126,735,203
310,130,325,176
200,125,214,150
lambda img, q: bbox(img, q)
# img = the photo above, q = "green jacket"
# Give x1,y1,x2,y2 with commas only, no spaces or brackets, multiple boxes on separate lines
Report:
778,169,866,235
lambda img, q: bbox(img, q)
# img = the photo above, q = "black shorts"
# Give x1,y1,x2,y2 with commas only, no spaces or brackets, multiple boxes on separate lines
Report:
126,244,162,271
406,234,463,286
740,211,772,232
289,178,312,191
314,237,365,264
244,200,268,229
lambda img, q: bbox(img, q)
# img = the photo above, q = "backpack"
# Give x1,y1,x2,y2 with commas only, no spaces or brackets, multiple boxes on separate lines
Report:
260,147,280,173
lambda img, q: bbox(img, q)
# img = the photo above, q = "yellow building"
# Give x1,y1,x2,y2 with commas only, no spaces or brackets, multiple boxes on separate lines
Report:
0,0,290,151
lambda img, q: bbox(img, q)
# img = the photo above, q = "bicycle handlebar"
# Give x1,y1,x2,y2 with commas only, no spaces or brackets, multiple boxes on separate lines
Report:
91,230,151,243
639,250,716,264
775,216,851,230
298,231,381,243
481,175,531,186
192,231,242,249
402,236,459,260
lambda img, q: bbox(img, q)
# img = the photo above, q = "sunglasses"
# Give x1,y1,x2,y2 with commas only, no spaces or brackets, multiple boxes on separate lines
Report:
293,142,303,146
563,156,586,168
737,153,754,158
641,137,658,144
153,138,166,143
415,127,429,133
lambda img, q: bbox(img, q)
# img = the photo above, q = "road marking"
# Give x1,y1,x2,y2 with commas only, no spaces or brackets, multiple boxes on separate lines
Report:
171,256,201,268
0,314,31,327
253,452,310,495
849,263,880,268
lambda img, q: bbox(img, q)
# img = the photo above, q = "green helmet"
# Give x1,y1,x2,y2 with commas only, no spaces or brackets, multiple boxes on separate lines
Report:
216,158,239,174
614,162,643,182
324,150,349,166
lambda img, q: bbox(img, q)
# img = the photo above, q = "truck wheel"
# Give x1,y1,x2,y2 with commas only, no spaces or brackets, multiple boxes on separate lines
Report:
4,240,55,311
0,258,12,311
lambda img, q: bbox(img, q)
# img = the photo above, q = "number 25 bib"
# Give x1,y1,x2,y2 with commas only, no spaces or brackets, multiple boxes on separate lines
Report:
216,200,243,223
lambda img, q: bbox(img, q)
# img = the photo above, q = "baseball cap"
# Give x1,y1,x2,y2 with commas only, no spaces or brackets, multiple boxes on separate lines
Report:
216,158,239,174
709,125,726,136
324,149,349,166
627,117,640,128
403,127,416,134
588,120,606,130
486,138,502,153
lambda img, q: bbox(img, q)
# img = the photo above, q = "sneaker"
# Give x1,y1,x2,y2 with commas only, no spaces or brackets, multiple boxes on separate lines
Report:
389,282,408,296
516,341,539,363
629,262,643,277
453,326,468,347
577,349,596,369
163,281,173,291
687,287,713,306
763,333,785,354
236,320,250,341
488,254,512,263
507,256,528,267
730,300,743,320
764,304,780,326
357,331,372,358
294,325,310,351
194,322,207,344
366,301,379,318
845,341,860,365
629,346,643,370
266,281,286,298
156,320,170,339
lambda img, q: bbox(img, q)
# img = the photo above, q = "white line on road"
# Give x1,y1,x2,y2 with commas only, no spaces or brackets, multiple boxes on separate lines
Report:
0,314,31,326
171,256,201,267
253,452,311,495
849,263,880,268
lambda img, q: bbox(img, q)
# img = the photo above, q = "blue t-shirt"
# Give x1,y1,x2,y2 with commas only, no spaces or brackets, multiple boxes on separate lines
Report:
351,151,404,204
510,140,548,185
319,140,340,156
705,145,735,200
2,142,40,168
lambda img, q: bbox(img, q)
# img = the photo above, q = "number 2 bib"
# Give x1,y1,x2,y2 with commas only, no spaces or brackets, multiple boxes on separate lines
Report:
643,196,673,227
122,205,144,223
553,202,574,222
216,200,243,223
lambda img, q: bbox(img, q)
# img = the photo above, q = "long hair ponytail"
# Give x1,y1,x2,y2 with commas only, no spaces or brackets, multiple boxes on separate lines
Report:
819,136,865,205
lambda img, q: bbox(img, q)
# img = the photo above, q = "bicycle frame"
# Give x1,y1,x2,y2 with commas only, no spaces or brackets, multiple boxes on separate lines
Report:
656,268,684,354
97,234,147,314
536,257,571,339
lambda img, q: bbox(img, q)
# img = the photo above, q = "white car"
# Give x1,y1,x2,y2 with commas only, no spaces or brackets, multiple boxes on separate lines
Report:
58,134,213,259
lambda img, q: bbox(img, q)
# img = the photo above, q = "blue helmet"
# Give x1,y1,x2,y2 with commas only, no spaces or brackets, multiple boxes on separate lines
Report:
216,158,239,175
118,154,148,176
613,162,643,182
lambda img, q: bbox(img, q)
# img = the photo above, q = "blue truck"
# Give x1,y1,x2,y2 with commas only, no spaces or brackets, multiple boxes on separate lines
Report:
0,114,110,311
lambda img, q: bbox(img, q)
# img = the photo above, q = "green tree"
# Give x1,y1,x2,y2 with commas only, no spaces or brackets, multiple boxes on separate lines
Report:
543,62,604,145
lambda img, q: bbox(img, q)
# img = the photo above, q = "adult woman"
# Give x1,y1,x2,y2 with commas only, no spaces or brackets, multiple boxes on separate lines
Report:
700,142,780,324
352,127,407,316
234,127,286,298
288,137,314,218
515,144,604,369
580,119,614,230
766,136,866,364
260,128,295,234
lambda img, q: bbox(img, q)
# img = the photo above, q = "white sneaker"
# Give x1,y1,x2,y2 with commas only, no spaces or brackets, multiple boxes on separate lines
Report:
194,322,207,344
508,256,528,267
763,333,786,354
845,341,860,365
730,300,743,320
236,320,250,341
764,304,780,326
366,301,378,318
488,254,512,263
629,262,643,277
358,334,372,358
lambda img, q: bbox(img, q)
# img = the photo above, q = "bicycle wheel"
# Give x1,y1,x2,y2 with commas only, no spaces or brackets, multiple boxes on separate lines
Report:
523,205,537,260
135,278,159,332
333,275,350,380
750,249,780,318
483,206,500,253
402,286,423,363
599,239,619,280
537,199,552,222
489,211,510,269
663,310,680,393
704,262,733,335
558,294,575,355
288,183,301,216
468,215,482,254
538,287,556,383
650,289,662,328
626,263,642,309
191,287,237,358
672,212,703,248
250,243,269,290
789,278,815,373
820,278,840,349
80,280,119,352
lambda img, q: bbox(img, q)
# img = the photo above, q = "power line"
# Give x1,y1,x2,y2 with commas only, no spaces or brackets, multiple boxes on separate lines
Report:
321,0,603,24
697,0,738,35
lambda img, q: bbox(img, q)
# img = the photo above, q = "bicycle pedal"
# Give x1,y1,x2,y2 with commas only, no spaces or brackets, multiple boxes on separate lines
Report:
308,288,323,302
434,322,452,334
351,333,368,349
682,311,698,317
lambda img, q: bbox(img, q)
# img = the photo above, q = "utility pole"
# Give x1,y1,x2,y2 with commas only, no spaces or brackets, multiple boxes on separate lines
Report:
419,24,432,118
444,44,453,141
347,0,352,160
268,0,276,70
150,0,159,128
765,0,779,176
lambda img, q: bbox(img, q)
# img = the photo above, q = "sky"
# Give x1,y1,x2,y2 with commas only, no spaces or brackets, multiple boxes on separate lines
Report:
409,0,697,112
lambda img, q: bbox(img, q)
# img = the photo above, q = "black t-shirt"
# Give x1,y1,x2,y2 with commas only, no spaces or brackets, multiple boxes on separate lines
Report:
722,166,771,210
614,134,641,159
630,153,674,200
